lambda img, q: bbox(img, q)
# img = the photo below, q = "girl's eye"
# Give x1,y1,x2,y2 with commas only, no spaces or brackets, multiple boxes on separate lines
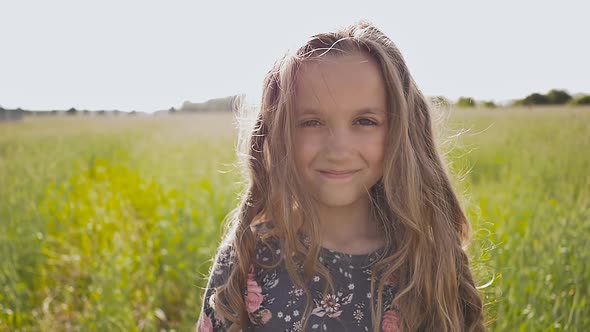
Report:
300,119,322,127
355,118,378,126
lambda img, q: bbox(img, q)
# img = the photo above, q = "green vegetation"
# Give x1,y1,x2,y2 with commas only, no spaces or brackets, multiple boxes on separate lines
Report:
446,107,590,330
429,96,451,108
456,97,476,108
512,89,590,106
545,89,572,104
452,97,496,109
481,100,497,108
1,108,589,331
570,95,590,105
0,114,238,331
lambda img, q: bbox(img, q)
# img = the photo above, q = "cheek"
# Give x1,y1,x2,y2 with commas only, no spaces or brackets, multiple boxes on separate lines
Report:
365,131,387,165
293,135,314,175
294,135,319,164
367,146,385,168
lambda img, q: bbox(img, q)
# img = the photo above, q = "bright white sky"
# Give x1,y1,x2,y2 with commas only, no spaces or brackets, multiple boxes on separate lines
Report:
1,0,588,112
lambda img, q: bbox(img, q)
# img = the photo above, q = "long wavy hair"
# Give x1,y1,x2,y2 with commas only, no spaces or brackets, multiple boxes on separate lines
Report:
207,21,485,331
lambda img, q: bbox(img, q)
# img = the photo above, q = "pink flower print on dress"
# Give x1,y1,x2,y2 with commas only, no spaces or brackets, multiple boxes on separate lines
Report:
245,264,263,313
196,314,213,332
381,309,400,332
311,292,353,318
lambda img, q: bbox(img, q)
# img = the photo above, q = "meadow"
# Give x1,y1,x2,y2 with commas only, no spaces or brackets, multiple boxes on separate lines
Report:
0,107,588,331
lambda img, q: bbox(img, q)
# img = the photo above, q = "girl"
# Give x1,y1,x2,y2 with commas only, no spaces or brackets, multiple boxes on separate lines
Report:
197,21,485,332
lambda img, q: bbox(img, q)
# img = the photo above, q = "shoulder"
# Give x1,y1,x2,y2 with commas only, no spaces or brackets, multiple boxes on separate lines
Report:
206,242,237,289
198,223,286,330
198,243,237,331
209,222,282,285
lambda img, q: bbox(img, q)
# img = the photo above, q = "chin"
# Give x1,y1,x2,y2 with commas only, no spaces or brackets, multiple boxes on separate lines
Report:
315,193,365,208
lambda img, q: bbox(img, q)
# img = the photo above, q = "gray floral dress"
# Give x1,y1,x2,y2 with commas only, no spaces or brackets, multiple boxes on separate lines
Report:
197,230,401,332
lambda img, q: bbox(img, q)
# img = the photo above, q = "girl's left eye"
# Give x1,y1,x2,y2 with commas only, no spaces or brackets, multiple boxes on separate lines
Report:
355,118,378,126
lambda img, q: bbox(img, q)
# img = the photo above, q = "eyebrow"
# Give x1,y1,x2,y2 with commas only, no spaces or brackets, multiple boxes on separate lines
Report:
298,107,385,116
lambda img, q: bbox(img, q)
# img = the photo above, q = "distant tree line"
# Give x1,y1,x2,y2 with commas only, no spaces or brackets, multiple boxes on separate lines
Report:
513,89,590,106
2,90,589,121
177,95,242,113
0,107,24,122
0,106,142,119
429,96,498,109
430,89,590,109
0,95,244,121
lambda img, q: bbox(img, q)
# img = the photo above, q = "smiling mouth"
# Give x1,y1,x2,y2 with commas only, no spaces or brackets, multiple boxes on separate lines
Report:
318,170,359,179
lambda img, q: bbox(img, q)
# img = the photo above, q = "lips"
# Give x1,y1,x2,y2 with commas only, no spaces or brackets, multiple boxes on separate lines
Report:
318,170,359,179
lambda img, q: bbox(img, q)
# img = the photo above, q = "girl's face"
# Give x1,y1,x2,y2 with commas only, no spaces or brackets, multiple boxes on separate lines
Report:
293,53,388,209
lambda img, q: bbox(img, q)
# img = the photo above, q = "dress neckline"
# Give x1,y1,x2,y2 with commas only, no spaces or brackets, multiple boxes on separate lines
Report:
299,232,387,269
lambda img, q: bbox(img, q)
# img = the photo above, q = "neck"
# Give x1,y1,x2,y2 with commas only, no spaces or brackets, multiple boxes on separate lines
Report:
306,195,384,254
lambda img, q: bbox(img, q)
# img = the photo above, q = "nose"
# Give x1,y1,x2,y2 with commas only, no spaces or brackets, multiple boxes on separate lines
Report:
324,126,354,159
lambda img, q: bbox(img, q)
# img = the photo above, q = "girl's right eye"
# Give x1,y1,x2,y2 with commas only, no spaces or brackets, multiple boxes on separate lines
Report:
299,119,322,127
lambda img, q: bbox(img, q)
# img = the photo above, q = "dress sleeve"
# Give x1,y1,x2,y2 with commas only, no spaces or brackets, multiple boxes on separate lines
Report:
197,244,237,332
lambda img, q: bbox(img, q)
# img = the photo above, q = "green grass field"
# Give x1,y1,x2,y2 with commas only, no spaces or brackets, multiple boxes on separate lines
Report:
1,107,588,331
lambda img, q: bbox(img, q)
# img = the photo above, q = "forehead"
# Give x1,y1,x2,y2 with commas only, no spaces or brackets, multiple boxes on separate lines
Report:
294,53,386,113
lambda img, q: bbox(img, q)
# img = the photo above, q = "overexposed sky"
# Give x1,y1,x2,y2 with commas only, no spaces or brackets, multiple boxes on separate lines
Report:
1,0,588,112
